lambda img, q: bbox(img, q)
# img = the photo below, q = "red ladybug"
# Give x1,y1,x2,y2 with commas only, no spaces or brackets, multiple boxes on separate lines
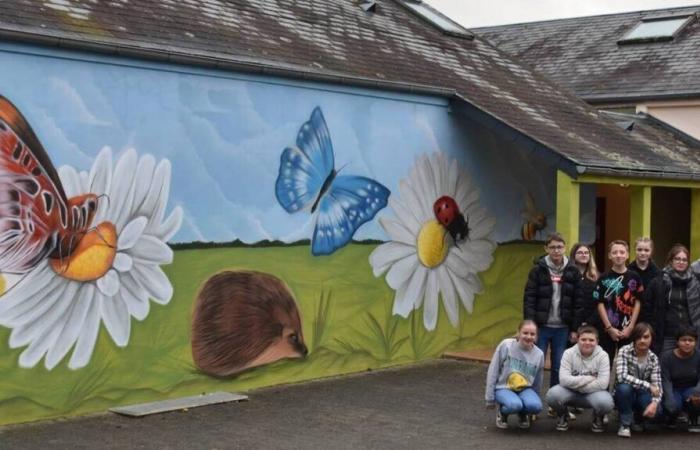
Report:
433,195,470,242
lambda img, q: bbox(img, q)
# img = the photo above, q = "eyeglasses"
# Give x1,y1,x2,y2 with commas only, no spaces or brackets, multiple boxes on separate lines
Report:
547,245,565,251
673,257,689,263
575,251,590,256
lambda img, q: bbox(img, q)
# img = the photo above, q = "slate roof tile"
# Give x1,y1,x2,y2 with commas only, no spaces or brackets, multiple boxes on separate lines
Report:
1,0,700,179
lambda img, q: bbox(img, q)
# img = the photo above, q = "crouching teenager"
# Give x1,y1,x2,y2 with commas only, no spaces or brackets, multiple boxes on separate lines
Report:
615,322,662,438
485,320,544,429
545,325,614,432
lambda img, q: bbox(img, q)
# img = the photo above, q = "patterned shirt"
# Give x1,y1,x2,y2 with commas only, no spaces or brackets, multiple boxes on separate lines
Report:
615,343,662,402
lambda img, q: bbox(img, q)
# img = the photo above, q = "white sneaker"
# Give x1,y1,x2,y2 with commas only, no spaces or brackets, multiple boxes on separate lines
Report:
518,413,531,429
496,411,508,429
618,425,631,438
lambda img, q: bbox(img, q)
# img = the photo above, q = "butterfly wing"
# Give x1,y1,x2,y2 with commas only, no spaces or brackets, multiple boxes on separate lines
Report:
0,96,69,274
312,175,390,255
275,107,335,213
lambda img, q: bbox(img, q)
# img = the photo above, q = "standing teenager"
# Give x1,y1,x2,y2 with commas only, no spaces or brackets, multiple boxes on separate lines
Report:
629,237,661,291
545,325,614,432
570,243,600,332
485,320,544,429
523,232,580,388
615,323,662,437
661,327,700,432
596,240,644,366
646,245,700,355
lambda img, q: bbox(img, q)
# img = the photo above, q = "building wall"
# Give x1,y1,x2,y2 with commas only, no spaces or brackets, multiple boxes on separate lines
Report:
637,100,700,140
0,42,582,424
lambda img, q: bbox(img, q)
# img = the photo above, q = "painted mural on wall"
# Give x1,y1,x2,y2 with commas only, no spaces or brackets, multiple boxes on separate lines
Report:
0,96,182,370
0,44,579,424
192,270,307,376
275,107,389,255
369,152,496,331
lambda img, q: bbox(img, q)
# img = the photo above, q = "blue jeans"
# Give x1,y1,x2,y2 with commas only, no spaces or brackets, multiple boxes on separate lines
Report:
536,326,568,387
664,387,700,420
495,388,543,415
615,383,661,426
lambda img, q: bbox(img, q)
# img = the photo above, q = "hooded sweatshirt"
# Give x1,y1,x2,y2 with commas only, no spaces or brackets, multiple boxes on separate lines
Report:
545,255,568,327
485,338,544,404
558,343,610,394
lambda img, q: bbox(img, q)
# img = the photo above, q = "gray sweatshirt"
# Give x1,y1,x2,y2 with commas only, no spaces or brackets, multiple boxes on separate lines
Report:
545,255,568,327
485,338,544,404
559,344,610,394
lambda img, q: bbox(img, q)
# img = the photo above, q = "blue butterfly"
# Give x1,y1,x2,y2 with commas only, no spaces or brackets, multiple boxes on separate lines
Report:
275,107,390,255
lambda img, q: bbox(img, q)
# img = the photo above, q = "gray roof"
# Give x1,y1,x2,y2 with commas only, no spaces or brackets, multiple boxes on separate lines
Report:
475,5,700,103
2,0,700,180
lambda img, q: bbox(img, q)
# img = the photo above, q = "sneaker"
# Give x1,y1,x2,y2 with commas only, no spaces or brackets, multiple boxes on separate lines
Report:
591,415,605,433
547,406,556,417
518,413,531,429
688,417,700,433
556,414,569,431
618,425,631,438
603,413,609,425
496,411,508,429
568,410,577,421
630,422,644,432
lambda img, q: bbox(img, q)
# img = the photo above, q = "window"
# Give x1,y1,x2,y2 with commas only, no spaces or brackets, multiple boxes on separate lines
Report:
398,0,474,39
618,14,695,44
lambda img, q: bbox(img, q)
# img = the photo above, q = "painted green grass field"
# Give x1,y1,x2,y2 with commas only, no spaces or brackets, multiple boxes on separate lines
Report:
0,242,542,425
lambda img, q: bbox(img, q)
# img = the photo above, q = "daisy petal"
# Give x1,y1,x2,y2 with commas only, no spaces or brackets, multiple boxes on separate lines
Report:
121,276,150,321
155,206,183,242
379,217,415,246
113,252,133,272
386,254,419,290
118,216,148,250
449,269,477,313
110,149,139,231
423,277,439,331
402,264,428,314
130,154,156,216
437,266,459,327
69,285,101,369
369,242,415,277
418,268,438,310
58,165,82,198
133,265,173,304
101,294,131,347
399,179,430,223
97,269,120,297
130,235,174,265
44,284,92,370
392,283,412,318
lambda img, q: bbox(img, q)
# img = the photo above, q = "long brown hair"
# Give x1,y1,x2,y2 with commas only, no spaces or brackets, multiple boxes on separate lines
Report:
570,243,598,281
664,244,690,269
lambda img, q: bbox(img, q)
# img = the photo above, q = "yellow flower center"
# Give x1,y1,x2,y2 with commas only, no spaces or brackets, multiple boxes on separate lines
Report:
416,219,450,268
50,221,118,281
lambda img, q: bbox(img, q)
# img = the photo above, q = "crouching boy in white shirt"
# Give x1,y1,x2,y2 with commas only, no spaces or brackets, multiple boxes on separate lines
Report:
545,325,614,432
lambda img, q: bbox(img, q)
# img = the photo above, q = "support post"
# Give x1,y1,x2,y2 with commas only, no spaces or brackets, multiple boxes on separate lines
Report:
629,186,651,259
556,170,580,245
691,189,700,255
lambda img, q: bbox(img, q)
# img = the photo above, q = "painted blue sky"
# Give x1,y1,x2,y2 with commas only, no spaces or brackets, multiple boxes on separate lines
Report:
0,44,588,244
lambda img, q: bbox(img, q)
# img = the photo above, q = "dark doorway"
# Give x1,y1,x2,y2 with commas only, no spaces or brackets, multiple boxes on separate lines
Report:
650,187,691,266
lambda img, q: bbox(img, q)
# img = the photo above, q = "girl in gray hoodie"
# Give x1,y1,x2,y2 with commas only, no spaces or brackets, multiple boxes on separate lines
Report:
485,320,544,429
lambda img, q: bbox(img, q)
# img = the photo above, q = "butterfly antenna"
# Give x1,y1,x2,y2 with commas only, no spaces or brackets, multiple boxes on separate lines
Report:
96,193,111,211
92,227,116,249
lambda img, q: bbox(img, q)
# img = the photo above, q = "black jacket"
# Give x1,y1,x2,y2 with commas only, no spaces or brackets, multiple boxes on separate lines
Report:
523,257,580,329
645,270,700,355
573,276,600,331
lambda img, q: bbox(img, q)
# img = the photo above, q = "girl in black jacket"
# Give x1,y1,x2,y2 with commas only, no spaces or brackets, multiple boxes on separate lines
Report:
646,244,700,356
570,243,600,332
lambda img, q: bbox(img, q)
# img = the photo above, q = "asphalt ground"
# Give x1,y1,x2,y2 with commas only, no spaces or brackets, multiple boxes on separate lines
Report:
1,359,699,449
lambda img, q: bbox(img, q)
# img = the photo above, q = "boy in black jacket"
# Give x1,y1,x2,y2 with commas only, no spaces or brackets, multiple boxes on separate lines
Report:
523,232,581,388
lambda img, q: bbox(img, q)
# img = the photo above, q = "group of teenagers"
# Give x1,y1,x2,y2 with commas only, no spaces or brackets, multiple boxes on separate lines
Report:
485,233,700,437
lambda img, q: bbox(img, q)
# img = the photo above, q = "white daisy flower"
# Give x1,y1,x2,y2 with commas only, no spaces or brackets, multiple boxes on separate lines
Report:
369,152,496,331
0,147,183,370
